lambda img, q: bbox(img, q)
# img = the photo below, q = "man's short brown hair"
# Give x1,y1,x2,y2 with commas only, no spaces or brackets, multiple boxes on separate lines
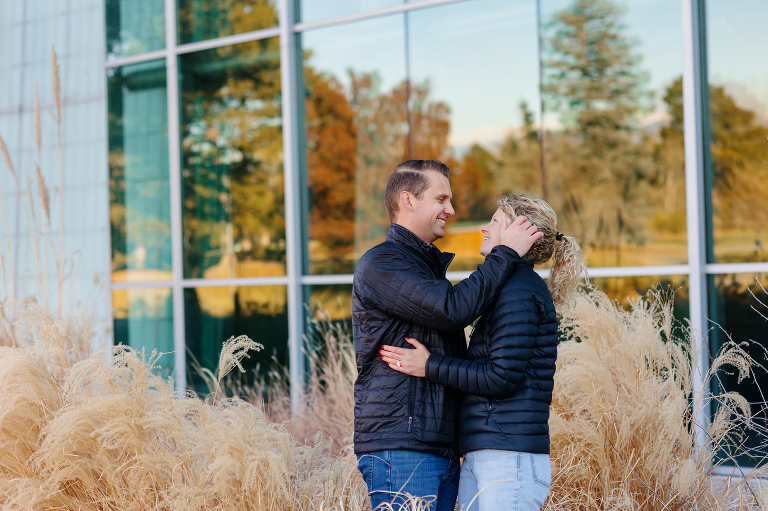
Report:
384,159,450,222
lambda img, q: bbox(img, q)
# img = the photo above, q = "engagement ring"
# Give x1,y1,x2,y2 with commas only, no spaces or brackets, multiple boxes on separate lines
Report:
397,360,401,367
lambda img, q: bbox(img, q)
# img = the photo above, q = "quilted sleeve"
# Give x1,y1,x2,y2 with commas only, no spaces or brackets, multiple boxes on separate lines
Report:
356,245,520,331
424,284,538,398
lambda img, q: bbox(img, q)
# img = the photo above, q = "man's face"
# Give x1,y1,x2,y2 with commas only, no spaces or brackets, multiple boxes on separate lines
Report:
409,171,455,244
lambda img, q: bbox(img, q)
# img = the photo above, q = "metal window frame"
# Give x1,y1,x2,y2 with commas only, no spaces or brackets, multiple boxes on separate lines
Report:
102,2,768,458
682,0,711,457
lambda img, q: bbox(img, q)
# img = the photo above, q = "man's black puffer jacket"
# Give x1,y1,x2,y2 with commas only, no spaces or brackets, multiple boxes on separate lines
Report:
424,262,557,455
352,224,522,458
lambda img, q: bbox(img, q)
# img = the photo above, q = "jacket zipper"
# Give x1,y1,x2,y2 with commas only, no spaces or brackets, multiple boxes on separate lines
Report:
485,399,493,425
408,376,415,432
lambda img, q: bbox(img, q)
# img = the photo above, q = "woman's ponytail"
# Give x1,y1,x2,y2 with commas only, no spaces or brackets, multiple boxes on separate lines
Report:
548,234,587,309
498,193,587,309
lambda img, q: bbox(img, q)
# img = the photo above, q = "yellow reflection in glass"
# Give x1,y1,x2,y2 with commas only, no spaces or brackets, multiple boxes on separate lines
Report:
195,285,286,319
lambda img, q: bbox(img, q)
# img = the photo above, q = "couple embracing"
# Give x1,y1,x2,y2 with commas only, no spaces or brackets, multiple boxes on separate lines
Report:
352,159,586,511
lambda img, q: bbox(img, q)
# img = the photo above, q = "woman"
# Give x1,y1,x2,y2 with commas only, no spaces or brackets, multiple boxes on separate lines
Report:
380,193,586,511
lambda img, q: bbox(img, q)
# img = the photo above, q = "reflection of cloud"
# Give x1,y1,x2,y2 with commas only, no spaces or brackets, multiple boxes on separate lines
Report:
449,125,512,148
638,109,672,134
449,118,566,150
713,78,768,125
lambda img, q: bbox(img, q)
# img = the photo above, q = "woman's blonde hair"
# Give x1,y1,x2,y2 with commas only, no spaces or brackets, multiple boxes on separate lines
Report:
497,193,587,308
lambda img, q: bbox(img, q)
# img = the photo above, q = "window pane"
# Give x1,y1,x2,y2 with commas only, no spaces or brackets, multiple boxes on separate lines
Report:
590,275,690,324
178,0,279,45
108,60,172,283
411,0,541,271
113,288,175,378
106,0,165,60
302,1,544,274
299,0,403,24
541,0,686,267
179,40,285,279
184,285,288,392
301,15,405,274
305,284,352,322
709,273,768,466
705,1,768,264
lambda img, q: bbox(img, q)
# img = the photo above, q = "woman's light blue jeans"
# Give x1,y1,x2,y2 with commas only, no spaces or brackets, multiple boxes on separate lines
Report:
357,450,460,511
457,449,551,511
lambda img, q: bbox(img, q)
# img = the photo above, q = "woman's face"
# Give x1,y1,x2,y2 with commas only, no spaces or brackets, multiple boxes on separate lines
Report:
479,208,511,257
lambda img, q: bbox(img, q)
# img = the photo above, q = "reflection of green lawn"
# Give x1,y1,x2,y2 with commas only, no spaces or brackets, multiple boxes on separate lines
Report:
713,230,768,263
438,226,691,269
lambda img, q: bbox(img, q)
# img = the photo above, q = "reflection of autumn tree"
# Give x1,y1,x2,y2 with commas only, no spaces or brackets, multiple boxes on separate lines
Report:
303,68,454,272
543,0,652,265
304,67,357,274
351,72,455,254
178,0,278,43
451,144,499,223
180,37,285,279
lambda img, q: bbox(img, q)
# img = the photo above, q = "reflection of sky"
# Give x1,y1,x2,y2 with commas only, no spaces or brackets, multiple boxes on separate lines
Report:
707,0,768,122
300,0,403,24
408,0,539,147
302,0,765,147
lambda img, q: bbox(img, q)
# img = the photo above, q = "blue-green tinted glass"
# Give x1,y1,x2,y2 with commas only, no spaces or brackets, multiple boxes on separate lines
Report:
705,1,768,264
178,0,279,45
184,285,288,393
299,0,403,24
301,14,405,274
106,0,165,59
108,60,172,282
708,273,768,467
541,0,686,268
113,288,175,378
179,40,285,279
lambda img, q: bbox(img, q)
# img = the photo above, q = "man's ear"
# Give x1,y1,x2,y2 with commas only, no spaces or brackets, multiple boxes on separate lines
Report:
400,191,415,213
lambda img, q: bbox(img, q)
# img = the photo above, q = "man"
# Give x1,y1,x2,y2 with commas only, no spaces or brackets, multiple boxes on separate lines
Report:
352,159,542,511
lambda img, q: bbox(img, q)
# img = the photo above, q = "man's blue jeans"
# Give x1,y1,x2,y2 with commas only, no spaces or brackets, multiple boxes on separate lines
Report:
457,449,551,511
357,450,460,511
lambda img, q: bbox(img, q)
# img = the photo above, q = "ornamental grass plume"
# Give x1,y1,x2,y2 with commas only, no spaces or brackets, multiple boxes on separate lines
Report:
546,284,766,510
0,300,370,511
245,303,357,455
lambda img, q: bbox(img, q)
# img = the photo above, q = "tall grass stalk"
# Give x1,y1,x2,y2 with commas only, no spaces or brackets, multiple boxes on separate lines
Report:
0,48,66,348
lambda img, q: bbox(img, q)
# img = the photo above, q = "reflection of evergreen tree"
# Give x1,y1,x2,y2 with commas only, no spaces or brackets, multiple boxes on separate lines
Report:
496,101,545,200
543,0,652,265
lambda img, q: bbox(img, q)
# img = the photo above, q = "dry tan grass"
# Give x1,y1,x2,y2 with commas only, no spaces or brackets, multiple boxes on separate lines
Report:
242,304,357,456
547,284,766,510
1,285,765,510
0,300,371,511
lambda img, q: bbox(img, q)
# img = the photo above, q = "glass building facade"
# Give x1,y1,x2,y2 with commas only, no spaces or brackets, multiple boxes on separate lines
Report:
2,0,768,467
